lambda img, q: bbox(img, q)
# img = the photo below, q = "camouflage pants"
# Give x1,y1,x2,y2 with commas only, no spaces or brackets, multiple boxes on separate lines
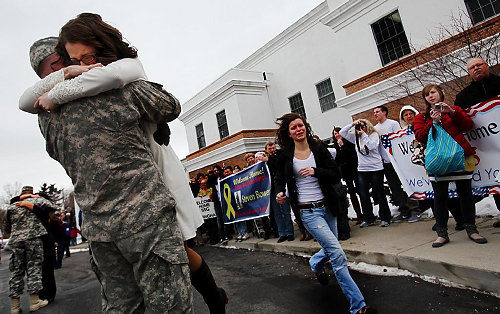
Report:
89,210,192,313
9,237,44,298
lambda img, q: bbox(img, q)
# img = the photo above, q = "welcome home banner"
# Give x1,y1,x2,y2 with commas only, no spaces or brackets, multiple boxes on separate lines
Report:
382,96,500,200
218,161,271,224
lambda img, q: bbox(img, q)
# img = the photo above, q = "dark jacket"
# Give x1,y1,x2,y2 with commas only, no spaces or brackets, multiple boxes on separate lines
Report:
414,106,475,156
454,73,500,109
333,138,358,179
274,140,342,215
267,153,279,193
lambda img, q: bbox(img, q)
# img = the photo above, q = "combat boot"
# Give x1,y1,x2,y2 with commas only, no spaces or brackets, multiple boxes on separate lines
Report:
11,297,21,314
29,294,48,312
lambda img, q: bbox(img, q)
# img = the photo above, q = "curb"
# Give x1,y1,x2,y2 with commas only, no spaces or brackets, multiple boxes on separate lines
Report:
219,235,500,296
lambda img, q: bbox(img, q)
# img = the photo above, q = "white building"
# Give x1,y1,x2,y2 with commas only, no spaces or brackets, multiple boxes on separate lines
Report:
179,0,499,174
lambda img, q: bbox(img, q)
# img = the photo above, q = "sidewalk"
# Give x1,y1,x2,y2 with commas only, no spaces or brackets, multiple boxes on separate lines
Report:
220,216,500,296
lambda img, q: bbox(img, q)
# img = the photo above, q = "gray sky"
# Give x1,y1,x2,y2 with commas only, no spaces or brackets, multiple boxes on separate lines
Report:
0,0,323,194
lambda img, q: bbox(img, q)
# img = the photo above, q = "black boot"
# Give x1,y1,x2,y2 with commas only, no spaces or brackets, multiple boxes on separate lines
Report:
191,258,228,314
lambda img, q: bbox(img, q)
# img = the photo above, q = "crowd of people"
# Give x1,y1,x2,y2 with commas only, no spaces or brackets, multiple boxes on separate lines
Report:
192,57,499,249
4,9,497,314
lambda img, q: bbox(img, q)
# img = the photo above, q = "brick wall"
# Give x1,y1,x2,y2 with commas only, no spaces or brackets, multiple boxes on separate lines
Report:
343,16,499,95
188,152,255,180
186,128,277,179
352,64,500,124
186,129,276,161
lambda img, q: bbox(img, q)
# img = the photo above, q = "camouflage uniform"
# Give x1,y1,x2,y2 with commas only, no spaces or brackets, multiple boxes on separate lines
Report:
4,196,53,298
37,80,192,313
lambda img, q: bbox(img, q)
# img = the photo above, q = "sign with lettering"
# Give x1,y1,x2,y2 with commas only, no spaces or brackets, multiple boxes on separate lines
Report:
195,196,217,220
218,161,271,224
382,96,500,199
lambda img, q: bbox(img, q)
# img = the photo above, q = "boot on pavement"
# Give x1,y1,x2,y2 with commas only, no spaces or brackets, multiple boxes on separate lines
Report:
11,297,21,314
30,294,49,312
191,258,228,314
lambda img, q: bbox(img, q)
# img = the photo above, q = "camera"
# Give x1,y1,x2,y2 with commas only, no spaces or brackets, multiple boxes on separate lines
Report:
434,104,442,111
355,123,364,131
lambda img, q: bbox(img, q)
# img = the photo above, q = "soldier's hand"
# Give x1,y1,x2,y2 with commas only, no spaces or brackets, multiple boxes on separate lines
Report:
15,201,34,210
35,92,57,112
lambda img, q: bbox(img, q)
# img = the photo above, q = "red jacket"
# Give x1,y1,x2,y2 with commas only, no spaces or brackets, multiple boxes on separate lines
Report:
414,105,476,156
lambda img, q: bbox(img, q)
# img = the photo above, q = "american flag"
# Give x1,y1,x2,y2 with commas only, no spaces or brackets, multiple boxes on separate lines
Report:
380,134,392,155
473,186,491,196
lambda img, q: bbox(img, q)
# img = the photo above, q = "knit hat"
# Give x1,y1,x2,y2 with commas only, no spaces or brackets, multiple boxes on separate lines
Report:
29,37,58,74
21,186,34,193
399,105,420,129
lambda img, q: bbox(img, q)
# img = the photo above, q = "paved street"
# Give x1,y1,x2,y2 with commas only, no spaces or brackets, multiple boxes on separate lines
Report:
0,246,498,313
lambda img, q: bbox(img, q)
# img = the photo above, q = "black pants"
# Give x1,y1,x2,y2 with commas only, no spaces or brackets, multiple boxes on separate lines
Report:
55,237,68,268
431,179,475,230
39,235,56,301
358,170,391,222
383,163,417,216
494,194,500,211
336,194,351,238
213,202,226,239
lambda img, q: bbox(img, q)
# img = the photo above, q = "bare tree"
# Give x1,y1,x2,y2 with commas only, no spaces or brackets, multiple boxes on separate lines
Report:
382,12,500,104
0,182,23,206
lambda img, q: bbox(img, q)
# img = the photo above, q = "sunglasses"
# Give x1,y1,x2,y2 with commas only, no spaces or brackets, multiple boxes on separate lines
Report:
69,53,98,65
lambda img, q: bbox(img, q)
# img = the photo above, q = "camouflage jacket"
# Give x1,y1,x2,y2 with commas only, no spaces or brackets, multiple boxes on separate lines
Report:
38,81,181,242
4,196,54,244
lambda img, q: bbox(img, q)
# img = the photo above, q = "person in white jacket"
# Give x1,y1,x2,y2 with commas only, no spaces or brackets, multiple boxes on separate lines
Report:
340,119,391,228
20,34,228,313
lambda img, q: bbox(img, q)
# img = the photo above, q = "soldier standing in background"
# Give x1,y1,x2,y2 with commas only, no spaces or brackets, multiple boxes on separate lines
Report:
3,186,54,313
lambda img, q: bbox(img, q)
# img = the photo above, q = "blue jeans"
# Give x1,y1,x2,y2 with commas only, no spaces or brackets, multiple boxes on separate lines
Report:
271,192,294,236
235,221,247,236
300,207,366,314
358,170,391,222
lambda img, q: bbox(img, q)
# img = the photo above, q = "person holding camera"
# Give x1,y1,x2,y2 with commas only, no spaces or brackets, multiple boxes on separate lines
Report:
414,84,487,247
340,119,392,228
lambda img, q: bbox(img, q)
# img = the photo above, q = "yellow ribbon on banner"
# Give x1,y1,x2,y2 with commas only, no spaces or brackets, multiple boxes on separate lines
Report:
223,183,236,219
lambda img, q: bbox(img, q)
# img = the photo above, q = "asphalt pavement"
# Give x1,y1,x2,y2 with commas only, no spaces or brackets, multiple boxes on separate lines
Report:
0,246,498,313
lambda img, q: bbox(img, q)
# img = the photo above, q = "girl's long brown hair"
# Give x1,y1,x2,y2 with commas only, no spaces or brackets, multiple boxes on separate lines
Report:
55,13,137,65
275,113,314,150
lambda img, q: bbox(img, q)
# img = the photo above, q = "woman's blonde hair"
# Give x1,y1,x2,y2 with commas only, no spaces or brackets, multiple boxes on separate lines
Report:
355,119,378,136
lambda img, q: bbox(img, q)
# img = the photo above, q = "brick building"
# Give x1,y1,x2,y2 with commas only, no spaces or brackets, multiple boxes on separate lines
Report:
180,0,499,178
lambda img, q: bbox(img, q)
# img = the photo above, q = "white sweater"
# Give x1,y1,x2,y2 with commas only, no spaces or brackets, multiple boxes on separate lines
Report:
19,58,147,113
339,123,384,172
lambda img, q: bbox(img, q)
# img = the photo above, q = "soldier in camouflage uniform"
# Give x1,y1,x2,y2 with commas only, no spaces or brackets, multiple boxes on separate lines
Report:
25,34,192,313
3,186,53,313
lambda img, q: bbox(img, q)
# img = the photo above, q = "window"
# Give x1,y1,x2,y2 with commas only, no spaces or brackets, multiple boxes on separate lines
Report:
316,78,337,112
195,123,206,149
371,10,411,66
465,0,499,25
288,93,306,118
216,110,229,140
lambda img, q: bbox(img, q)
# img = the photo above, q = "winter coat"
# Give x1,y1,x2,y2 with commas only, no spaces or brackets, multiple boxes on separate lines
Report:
274,140,342,215
454,73,500,109
414,105,476,156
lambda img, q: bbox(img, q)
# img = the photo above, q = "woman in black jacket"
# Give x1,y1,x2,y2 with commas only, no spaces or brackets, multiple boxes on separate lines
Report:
274,113,375,314
332,127,363,239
